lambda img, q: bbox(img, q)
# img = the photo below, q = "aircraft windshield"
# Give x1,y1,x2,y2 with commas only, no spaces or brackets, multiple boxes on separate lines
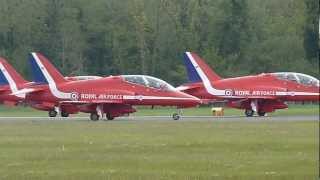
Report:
122,75,176,91
272,72,319,87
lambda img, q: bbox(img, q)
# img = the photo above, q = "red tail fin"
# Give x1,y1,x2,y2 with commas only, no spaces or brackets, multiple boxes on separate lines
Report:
183,52,221,82
0,57,28,85
29,52,67,85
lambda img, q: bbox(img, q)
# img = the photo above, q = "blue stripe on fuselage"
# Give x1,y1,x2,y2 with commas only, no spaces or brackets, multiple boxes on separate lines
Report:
28,54,48,84
183,53,202,83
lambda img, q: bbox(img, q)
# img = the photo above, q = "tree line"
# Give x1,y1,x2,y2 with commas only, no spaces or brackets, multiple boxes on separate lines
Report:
0,0,318,85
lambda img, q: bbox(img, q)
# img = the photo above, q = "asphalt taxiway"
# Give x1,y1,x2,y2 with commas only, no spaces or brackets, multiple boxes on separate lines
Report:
0,115,318,122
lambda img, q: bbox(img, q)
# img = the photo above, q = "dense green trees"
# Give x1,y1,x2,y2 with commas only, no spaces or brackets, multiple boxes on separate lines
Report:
303,0,319,64
0,0,318,85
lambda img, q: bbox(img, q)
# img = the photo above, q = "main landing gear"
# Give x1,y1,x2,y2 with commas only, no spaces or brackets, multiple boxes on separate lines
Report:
106,113,114,121
257,111,266,117
90,112,115,121
61,111,69,117
245,109,254,117
48,110,58,117
90,113,100,121
244,109,266,117
48,109,70,118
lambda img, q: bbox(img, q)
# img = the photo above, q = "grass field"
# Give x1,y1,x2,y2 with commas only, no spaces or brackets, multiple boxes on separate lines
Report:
0,104,319,117
0,104,319,179
0,119,318,180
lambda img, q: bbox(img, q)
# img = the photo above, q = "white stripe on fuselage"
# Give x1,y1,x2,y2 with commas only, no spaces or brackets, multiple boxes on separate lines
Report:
0,63,24,98
61,95,198,103
185,52,319,98
32,53,71,99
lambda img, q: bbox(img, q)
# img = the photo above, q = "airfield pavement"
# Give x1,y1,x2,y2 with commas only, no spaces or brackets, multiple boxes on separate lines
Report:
0,115,318,122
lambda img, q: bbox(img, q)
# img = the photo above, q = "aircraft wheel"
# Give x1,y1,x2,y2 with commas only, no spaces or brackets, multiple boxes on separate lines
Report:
245,109,254,117
258,111,266,117
61,111,69,117
172,113,180,120
106,113,114,120
90,113,100,121
49,110,58,117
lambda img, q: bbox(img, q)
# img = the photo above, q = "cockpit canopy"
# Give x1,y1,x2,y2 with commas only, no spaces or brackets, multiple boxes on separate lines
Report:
122,75,176,91
272,72,319,87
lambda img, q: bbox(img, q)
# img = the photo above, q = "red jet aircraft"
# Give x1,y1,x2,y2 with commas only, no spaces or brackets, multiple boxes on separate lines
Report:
23,52,200,121
0,57,102,107
178,52,319,117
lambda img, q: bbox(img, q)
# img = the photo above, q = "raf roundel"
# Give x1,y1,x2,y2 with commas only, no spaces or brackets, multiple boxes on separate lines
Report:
71,92,79,101
225,89,234,96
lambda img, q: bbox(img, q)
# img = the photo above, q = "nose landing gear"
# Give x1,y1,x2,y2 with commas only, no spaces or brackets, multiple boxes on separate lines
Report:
172,109,183,120
172,113,180,120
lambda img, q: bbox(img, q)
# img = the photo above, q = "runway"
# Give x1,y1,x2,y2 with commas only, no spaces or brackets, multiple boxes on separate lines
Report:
0,115,318,122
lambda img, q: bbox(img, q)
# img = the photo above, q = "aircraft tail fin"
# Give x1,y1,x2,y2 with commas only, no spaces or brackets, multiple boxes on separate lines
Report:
0,57,28,86
183,52,221,83
29,52,68,85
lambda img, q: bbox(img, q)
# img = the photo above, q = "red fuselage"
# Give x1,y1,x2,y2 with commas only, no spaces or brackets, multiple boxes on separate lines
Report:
182,73,319,102
25,75,200,116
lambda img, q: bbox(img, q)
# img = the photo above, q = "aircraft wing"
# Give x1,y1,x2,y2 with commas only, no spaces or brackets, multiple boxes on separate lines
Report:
198,99,225,104
10,88,46,96
176,84,201,91
60,99,124,105
242,96,277,100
